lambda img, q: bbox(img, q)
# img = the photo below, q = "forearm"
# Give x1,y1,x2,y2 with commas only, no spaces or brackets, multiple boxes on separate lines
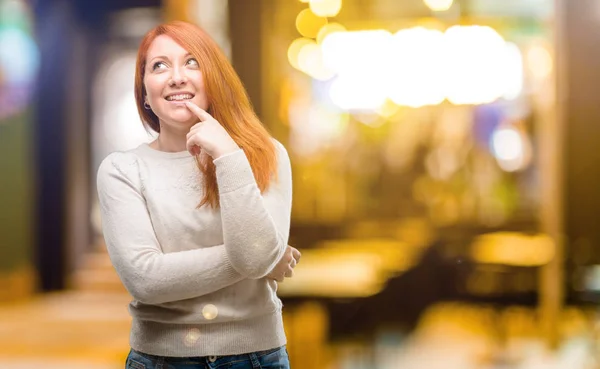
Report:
219,186,287,278
105,236,245,304
214,145,292,278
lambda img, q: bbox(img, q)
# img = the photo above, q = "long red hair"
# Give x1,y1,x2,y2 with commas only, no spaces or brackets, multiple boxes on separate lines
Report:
134,21,277,208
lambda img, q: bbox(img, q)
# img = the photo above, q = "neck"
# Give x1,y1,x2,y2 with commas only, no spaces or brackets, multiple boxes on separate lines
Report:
152,125,188,153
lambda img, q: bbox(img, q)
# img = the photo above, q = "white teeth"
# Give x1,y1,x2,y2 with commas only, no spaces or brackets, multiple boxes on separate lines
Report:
166,94,193,101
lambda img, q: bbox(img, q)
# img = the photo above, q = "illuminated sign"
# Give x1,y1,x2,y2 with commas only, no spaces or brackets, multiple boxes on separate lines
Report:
0,0,39,120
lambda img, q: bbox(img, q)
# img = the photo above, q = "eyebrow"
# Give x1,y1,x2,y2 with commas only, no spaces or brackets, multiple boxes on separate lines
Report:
148,53,193,63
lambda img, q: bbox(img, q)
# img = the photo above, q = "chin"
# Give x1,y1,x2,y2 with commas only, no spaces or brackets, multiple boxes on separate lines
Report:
170,112,197,125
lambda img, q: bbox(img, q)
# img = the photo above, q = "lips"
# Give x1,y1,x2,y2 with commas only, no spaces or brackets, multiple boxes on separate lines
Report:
165,93,195,101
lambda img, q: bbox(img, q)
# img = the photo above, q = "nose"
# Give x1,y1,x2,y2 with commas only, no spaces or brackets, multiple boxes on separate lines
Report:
169,66,188,86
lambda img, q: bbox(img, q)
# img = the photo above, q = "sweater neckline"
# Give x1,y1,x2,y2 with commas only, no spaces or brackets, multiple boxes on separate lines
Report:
137,143,193,159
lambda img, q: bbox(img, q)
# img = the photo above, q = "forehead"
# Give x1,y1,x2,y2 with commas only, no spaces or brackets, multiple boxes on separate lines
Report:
147,35,188,59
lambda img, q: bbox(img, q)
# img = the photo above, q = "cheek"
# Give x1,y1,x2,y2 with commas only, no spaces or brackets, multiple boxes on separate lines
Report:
144,77,164,101
195,90,209,111
191,73,209,105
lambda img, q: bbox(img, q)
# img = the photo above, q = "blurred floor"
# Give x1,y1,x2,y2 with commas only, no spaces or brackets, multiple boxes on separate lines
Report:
0,290,131,369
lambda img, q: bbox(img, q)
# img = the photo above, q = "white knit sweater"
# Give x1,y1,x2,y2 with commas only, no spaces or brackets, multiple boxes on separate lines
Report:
96,140,292,357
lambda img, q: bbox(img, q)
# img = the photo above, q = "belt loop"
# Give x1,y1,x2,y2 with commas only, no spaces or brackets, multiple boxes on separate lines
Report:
249,352,261,369
156,356,164,369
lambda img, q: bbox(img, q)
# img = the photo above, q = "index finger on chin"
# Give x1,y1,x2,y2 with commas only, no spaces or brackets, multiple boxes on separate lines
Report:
184,101,211,121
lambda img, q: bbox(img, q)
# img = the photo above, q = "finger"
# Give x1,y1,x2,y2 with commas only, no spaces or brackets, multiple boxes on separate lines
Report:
186,128,196,141
289,258,297,269
268,273,283,282
184,101,211,122
190,122,204,130
186,138,201,156
186,125,204,142
291,248,301,263
284,268,294,278
186,137,195,154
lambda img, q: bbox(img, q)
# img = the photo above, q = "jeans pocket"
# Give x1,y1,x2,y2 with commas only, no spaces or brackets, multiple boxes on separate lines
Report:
126,349,154,369
257,346,290,369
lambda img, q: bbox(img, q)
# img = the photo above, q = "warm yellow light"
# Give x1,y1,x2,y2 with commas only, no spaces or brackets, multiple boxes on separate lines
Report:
375,99,400,118
288,38,314,71
322,30,391,110
471,232,555,266
444,25,512,105
527,44,553,81
277,254,385,297
423,0,454,11
388,27,446,107
309,0,342,17
297,42,335,80
321,29,391,74
296,8,327,39
299,0,310,2
329,77,388,111
288,102,349,157
316,22,346,44
310,25,524,109
298,43,320,72
502,42,524,100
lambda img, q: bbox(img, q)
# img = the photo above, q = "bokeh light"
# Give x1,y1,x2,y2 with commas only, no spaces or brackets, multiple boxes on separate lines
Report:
296,8,328,39
388,27,446,107
316,22,346,44
0,0,39,120
184,328,201,347
309,0,342,17
202,304,219,320
288,37,315,71
423,0,454,12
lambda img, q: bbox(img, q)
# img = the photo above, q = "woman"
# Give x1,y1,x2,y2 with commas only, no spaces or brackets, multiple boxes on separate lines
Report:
97,21,299,368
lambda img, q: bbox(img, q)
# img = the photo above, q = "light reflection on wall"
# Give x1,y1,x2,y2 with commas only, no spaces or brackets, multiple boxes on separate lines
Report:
91,8,161,167
90,8,160,237
190,0,231,59
0,0,39,120
92,52,157,158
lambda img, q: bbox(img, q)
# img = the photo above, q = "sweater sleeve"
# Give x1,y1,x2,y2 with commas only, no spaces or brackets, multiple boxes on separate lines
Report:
96,153,245,305
214,141,292,279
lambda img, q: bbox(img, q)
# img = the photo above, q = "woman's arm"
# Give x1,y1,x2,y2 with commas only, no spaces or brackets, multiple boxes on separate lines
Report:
97,153,245,305
215,141,293,279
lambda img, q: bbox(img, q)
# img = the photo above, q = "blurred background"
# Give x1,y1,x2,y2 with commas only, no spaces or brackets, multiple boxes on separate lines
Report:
1,0,600,367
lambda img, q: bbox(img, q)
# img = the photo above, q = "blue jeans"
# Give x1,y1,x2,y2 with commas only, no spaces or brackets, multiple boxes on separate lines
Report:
125,346,290,369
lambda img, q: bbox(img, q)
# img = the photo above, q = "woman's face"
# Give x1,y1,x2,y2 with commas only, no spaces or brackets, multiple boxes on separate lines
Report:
144,35,209,130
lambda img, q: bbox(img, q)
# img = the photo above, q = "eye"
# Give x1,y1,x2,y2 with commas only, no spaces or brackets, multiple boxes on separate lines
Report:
186,58,199,67
152,61,167,71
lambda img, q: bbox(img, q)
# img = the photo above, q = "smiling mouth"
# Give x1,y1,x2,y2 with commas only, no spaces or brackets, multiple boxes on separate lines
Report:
165,93,195,101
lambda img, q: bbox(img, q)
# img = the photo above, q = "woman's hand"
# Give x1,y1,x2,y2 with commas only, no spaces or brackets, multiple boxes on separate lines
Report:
184,101,239,158
266,245,301,282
